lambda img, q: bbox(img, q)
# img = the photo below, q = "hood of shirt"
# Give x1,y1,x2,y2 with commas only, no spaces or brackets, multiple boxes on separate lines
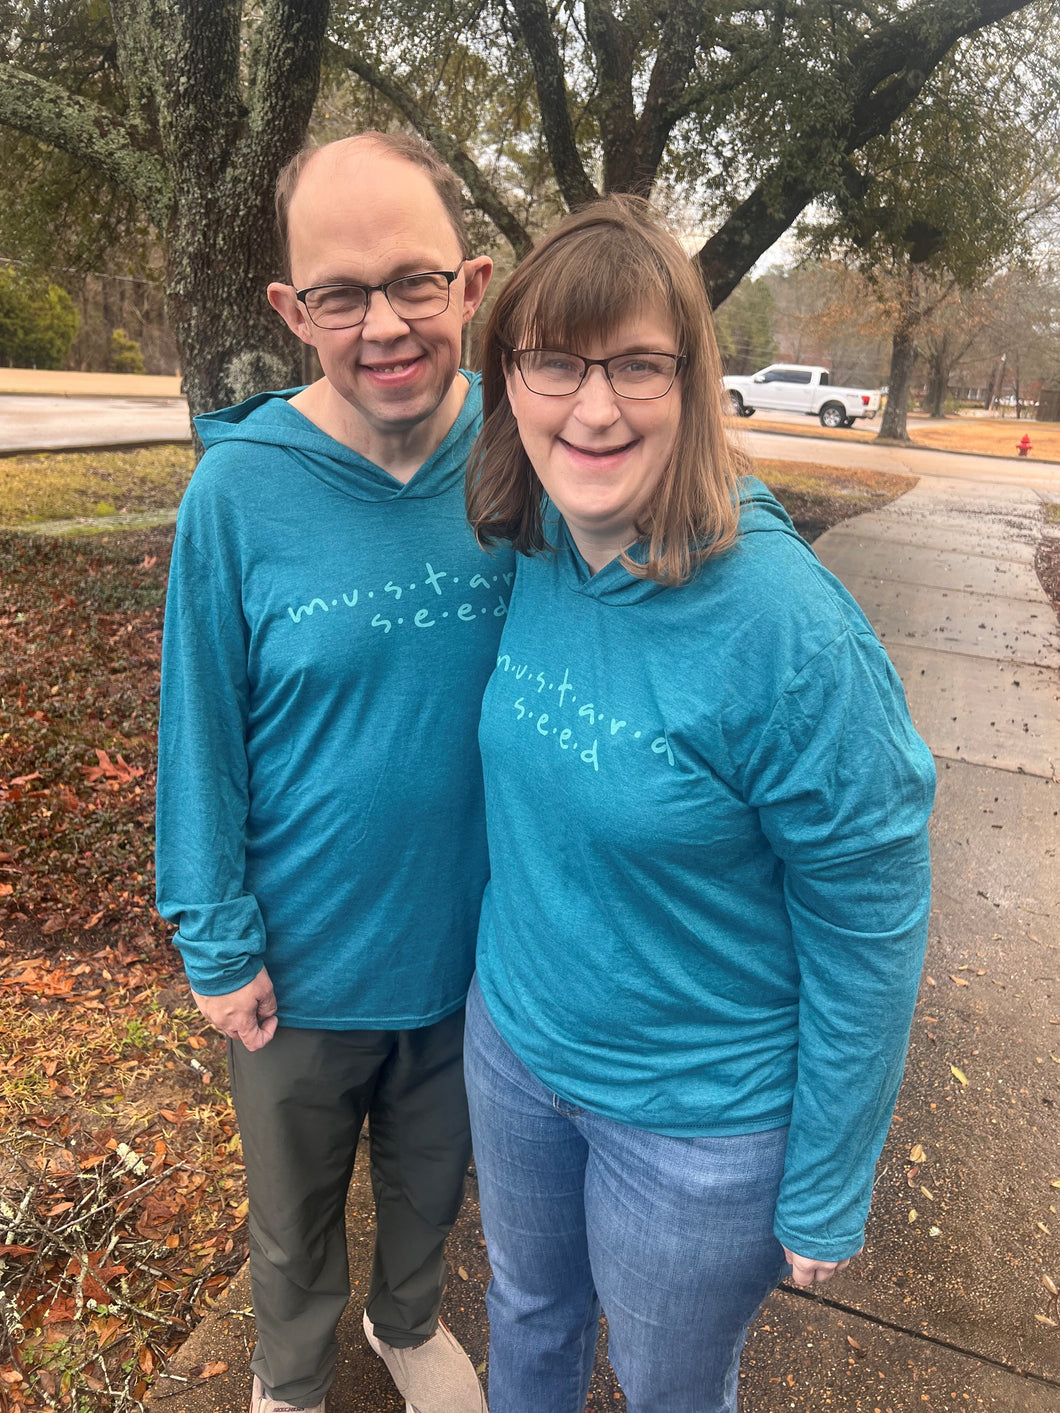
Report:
193,373,481,504
557,475,809,605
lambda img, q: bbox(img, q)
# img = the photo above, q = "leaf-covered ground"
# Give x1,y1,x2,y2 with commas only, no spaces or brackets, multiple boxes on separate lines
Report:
1038,502,1060,615
0,524,245,1410
756,459,914,543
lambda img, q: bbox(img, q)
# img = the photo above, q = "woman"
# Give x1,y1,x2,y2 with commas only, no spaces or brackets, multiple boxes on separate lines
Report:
464,196,935,1413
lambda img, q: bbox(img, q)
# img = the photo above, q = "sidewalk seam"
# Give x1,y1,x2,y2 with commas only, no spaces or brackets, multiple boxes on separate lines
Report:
781,1286,1060,1388
883,638,1060,670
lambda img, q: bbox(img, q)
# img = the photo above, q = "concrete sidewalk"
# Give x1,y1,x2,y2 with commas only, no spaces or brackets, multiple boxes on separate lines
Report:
147,474,1060,1413
742,475,1060,1408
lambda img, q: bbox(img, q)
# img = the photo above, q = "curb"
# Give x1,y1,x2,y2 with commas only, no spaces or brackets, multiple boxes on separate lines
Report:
0,438,192,458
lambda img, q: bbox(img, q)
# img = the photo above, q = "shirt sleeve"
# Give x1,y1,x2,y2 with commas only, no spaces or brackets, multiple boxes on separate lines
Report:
155,511,267,996
743,627,936,1261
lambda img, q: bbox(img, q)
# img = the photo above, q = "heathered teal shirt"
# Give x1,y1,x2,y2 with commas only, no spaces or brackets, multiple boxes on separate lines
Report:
156,377,513,1028
475,481,935,1261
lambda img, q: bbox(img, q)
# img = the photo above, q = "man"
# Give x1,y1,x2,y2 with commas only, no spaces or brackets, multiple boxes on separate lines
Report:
156,132,509,1413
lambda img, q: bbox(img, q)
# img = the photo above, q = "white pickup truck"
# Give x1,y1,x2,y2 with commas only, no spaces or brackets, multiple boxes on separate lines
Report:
723,364,881,429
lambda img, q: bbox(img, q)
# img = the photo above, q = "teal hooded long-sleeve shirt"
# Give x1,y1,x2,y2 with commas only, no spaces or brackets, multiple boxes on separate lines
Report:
156,378,513,1028
475,481,935,1262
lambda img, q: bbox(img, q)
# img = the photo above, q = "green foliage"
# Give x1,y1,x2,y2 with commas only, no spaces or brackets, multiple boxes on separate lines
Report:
713,277,777,374
806,11,1057,289
0,264,79,367
323,0,1051,307
0,0,1051,411
0,0,155,277
109,325,145,373
324,0,565,252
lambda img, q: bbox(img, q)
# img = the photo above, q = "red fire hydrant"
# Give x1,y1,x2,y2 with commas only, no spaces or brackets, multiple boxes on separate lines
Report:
1017,433,1032,457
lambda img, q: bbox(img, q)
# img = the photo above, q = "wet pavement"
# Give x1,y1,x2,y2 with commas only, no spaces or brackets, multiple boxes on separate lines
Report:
0,394,190,451
144,470,1060,1412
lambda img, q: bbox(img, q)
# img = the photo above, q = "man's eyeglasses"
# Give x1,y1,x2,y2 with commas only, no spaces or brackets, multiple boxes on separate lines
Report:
296,264,465,329
510,348,687,400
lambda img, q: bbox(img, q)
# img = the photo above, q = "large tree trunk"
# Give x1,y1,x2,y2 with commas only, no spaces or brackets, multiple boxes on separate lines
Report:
121,0,330,419
0,0,329,421
926,358,948,418
878,331,917,440
878,323,918,441
877,267,925,441
166,179,304,420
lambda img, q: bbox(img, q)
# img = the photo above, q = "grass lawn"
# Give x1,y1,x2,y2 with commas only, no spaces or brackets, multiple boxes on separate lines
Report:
0,448,919,1410
0,447,194,529
907,414,1058,458
728,410,1060,461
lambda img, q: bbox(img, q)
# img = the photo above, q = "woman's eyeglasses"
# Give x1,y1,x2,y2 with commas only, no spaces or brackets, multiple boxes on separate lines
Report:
510,348,686,400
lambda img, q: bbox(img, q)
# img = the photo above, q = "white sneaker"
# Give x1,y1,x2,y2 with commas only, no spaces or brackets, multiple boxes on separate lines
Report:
250,1373,325,1413
363,1309,487,1413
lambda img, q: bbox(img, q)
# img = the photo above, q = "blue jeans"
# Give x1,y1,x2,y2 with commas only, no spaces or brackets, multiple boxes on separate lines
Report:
464,978,789,1413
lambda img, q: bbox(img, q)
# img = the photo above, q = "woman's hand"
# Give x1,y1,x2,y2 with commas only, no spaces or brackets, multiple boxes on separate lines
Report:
783,1246,861,1288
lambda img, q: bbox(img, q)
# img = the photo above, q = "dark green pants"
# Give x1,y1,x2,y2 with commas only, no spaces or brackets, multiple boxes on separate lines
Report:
227,1010,471,1406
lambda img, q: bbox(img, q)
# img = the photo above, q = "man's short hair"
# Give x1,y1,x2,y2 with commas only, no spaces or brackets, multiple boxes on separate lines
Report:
275,132,468,280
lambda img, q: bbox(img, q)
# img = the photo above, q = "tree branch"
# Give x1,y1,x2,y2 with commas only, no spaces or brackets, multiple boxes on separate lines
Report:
0,64,169,227
504,0,599,210
635,0,704,184
698,0,1035,305
247,0,330,165
327,39,533,257
582,0,637,191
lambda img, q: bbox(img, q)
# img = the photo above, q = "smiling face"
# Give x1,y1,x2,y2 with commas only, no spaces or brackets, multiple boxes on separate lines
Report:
267,142,491,458
505,308,683,572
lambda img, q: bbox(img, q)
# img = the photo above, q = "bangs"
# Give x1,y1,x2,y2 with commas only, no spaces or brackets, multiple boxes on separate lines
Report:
507,226,677,352
470,192,748,584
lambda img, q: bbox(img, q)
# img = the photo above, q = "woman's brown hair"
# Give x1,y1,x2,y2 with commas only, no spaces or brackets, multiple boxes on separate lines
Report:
467,194,750,585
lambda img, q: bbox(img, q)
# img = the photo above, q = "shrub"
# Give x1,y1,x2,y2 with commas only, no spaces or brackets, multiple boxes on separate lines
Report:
0,265,79,368
109,326,146,374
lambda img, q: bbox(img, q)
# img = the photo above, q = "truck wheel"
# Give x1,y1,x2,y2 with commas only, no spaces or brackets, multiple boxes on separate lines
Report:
728,391,744,416
819,402,846,429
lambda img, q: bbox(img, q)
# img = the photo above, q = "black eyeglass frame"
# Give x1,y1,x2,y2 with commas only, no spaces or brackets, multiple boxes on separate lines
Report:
509,348,688,400
295,262,465,329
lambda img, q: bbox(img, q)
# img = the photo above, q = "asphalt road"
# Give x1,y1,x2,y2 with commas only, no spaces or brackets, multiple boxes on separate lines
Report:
3,392,1059,501
741,416,1060,496
0,393,191,451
